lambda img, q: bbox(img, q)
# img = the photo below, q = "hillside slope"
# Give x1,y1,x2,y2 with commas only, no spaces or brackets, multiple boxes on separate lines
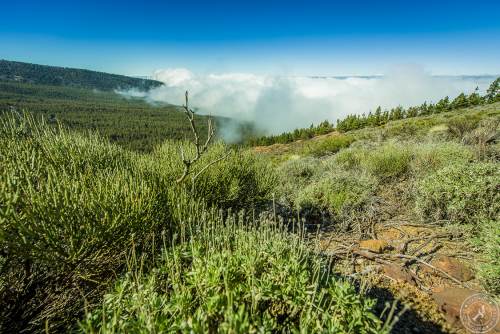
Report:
253,102,500,333
0,59,163,91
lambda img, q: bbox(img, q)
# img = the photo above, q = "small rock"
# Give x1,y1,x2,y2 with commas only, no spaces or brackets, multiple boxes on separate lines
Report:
423,255,474,282
359,239,390,253
382,264,416,285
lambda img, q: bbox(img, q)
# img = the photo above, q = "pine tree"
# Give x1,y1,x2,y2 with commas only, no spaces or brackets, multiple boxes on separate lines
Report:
485,78,500,102
451,93,469,109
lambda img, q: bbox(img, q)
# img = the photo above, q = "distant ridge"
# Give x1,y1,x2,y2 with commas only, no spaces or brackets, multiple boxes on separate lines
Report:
0,59,164,91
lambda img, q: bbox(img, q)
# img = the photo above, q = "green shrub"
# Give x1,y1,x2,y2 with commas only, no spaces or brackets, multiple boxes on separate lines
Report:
147,140,278,209
80,217,389,333
0,114,164,271
295,171,377,222
0,113,277,332
473,220,500,294
275,157,322,204
332,147,365,170
415,162,500,224
333,144,413,180
362,145,413,180
302,135,354,157
411,142,474,174
446,116,480,141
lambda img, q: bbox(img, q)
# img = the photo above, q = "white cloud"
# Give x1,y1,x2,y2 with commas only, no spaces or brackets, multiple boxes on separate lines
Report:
119,65,494,141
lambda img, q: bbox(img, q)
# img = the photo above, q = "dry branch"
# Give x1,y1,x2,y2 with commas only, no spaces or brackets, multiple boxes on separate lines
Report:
176,91,226,185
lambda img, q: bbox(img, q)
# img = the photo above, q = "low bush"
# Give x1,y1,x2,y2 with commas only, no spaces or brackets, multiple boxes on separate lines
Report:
446,116,480,141
411,142,474,175
144,140,278,210
80,216,390,333
295,171,377,223
332,144,413,180
361,145,413,180
473,220,500,294
415,162,500,225
331,146,365,170
275,157,322,204
301,134,354,157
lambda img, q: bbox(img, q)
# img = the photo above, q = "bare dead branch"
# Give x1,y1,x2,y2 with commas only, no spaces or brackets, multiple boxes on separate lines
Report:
176,91,226,184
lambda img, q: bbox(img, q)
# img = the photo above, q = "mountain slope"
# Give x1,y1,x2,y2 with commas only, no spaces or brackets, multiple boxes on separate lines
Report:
0,59,163,91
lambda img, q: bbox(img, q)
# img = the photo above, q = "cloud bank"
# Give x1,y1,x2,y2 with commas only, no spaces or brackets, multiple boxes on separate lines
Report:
120,65,494,140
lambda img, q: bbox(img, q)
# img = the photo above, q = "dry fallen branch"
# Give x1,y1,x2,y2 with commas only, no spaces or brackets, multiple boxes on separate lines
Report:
400,232,455,254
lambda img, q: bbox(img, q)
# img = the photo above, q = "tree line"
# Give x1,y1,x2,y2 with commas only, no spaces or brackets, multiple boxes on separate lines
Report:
246,77,500,146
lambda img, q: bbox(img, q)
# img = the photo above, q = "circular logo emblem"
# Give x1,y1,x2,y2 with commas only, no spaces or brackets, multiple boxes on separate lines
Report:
460,293,499,333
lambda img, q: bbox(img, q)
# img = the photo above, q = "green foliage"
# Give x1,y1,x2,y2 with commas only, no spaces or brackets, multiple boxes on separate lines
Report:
333,144,413,181
411,142,474,174
0,114,163,271
245,119,335,146
301,134,355,157
415,162,500,225
473,220,500,294
276,157,322,205
446,116,481,140
0,59,163,91
295,171,377,221
0,113,276,332
80,218,388,333
361,145,413,180
0,81,220,152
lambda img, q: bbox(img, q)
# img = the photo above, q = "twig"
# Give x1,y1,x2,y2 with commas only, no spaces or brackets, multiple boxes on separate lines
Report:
383,253,469,288
175,91,226,184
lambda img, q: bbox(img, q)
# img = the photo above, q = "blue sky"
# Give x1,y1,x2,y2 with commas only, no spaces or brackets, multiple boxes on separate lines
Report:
1,0,499,75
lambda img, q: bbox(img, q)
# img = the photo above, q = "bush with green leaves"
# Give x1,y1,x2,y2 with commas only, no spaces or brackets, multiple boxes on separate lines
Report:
332,144,413,180
0,114,164,272
0,113,277,332
415,162,500,225
473,220,500,294
275,157,322,205
295,170,377,223
80,216,391,333
411,142,474,175
301,134,354,157
144,140,278,209
446,116,480,141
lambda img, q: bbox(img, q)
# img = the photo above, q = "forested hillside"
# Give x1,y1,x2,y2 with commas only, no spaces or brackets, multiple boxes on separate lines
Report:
247,77,500,146
0,59,163,91
0,78,223,152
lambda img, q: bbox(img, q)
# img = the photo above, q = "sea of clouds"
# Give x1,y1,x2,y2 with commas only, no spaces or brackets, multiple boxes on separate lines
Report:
120,65,494,141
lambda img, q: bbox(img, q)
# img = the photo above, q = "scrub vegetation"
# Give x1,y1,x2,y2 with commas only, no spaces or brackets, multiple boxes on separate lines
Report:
0,73,499,333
